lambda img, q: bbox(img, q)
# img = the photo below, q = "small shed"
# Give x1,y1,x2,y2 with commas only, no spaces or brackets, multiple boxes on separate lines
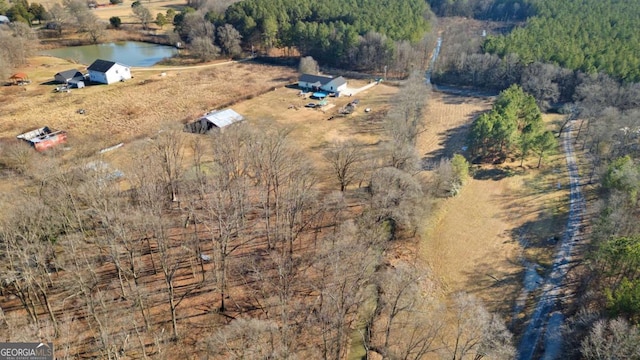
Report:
0,15,9,24
55,69,84,84
185,109,245,133
69,79,85,88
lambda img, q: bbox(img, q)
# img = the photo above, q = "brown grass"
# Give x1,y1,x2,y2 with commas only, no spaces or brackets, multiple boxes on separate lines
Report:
417,93,570,322
37,0,187,31
3,57,297,149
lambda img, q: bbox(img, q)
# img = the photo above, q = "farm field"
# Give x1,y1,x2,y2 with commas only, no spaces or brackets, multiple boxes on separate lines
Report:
38,0,187,29
0,56,297,148
417,92,570,324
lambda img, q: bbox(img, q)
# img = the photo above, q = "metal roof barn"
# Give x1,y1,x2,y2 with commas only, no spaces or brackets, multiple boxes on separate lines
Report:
201,109,245,128
186,109,246,133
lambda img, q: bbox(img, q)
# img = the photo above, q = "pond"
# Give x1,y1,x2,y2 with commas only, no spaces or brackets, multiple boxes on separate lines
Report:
40,41,178,67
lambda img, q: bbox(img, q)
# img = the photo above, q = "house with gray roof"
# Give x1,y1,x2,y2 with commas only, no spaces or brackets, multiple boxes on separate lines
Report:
87,59,131,84
54,69,85,84
298,74,348,95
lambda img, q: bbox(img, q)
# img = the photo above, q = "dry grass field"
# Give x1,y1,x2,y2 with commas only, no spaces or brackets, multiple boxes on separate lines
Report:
1,57,298,147
37,0,187,30
417,92,569,324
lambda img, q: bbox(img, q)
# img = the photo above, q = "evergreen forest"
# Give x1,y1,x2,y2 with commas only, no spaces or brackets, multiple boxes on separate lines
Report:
223,0,430,68
483,0,640,82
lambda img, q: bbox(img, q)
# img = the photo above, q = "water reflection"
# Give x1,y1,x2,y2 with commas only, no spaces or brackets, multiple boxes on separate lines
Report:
40,41,178,67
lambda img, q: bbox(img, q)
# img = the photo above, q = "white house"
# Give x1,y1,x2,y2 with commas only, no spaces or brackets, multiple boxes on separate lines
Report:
298,74,348,95
87,59,131,85
322,76,347,93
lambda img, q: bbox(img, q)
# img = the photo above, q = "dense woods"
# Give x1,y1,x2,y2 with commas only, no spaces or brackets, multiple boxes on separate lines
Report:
483,0,640,82
213,0,430,70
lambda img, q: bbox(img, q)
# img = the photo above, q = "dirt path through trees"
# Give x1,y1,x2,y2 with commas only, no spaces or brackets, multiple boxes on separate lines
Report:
517,119,586,359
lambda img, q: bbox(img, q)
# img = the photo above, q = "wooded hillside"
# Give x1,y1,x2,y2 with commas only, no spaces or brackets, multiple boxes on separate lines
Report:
483,0,640,82
224,0,430,68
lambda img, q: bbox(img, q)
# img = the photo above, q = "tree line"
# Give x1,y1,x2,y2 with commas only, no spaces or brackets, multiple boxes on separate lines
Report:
434,20,640,111
483,0,640,82
167,0,433,72
427,0,535,20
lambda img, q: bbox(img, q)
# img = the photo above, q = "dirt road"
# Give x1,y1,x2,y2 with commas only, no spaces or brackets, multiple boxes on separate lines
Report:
131,58,243,71
517,120,586,359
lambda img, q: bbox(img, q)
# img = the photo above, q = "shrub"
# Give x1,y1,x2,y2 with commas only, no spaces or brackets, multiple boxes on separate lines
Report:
109,16,121,28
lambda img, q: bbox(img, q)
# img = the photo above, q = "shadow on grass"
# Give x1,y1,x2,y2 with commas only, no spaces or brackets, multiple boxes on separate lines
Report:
473,167,515,181
421,109,486,170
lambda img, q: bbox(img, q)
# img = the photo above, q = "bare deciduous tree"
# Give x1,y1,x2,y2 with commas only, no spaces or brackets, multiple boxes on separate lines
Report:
132,4,153,30
369,262,444,359
179,11,214,42
324,140,364,192
298,56,319,74
581,318,640,359
204,126,254,312
85,19,106,44
207,318,278,359
442,292,515,360
191,36,221,62
309,224,377,359
217,23,242,57
46,3,68,37
152,126,186,203
245,127,294,250
368,166,426,235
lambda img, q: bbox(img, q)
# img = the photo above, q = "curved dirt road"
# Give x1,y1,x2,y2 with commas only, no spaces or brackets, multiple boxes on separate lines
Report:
517,120,586,359
131,58,246,71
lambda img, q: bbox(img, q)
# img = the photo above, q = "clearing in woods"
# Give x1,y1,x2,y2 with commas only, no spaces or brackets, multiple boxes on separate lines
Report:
418,91,570,324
